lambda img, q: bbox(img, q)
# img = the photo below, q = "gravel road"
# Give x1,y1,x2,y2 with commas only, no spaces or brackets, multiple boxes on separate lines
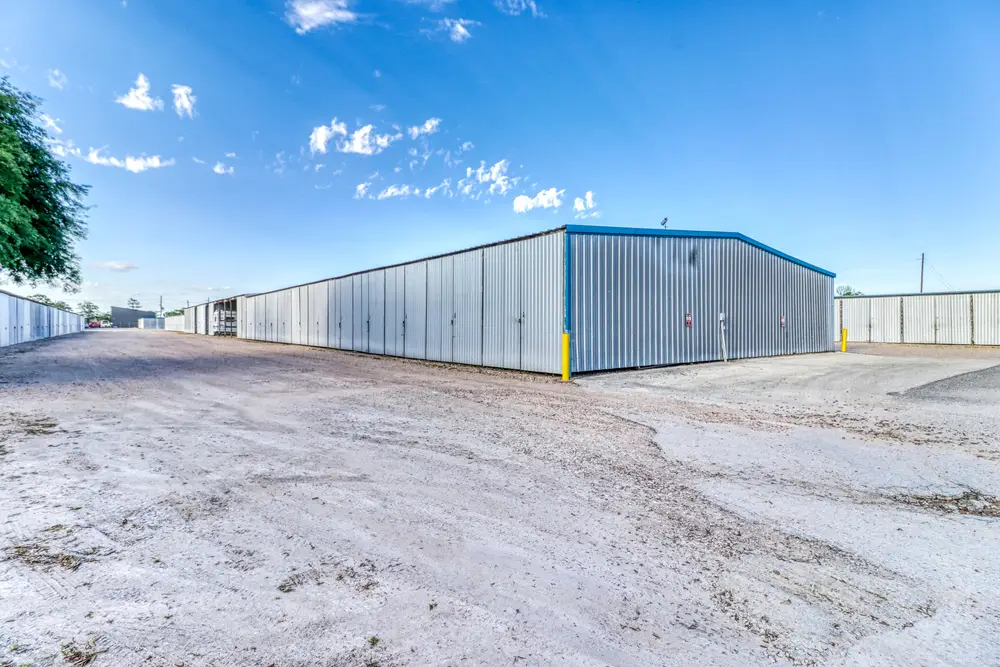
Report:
1,331,998,666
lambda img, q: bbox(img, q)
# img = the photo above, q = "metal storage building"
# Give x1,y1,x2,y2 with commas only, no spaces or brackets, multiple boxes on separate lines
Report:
185,225,834,375
835,290,1000,346
0,289,85,347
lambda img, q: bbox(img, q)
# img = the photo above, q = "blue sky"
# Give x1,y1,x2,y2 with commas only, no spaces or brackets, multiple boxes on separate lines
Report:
2,0,999,310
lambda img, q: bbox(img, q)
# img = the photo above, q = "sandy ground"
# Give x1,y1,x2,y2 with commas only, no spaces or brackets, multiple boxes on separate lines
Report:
1,331,998,666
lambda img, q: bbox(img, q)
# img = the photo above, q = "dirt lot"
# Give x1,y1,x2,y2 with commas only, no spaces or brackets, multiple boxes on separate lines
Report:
1,332,998,666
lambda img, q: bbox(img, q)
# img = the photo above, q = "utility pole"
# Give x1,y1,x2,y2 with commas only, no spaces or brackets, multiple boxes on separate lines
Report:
920,253,925,293
159,295,163,317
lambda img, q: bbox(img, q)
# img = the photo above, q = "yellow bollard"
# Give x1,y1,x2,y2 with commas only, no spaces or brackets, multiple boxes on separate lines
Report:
841,329,847,353
561,332,571,381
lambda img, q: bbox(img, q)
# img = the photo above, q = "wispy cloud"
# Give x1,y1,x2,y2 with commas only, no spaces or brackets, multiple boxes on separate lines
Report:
116,74,163,111
285,0,358,34
39,114,63,134
354,182,372,199
47,68,68,89
457,159,519,197
91,261,139,272
573,191,601,219
373,69,381,78
494,0,542,17
376,184,421,199
212,161,234,175
423,18,479,43
408,117,441,140
513,187,563,213
192,157,206,164
309,118,348,154
85,148,174,173
402,0,456,9
171,84,196,118
225,152,237,158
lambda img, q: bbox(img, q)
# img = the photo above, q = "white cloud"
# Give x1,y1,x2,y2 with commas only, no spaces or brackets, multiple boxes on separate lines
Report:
338,124,402,155
91,261,139,272
47,68,68,90
494,0,542,17
192,157,206,164
459,159,518,197
373,69,381,78
213,161,234,175
47,138,80,158
85,147,175,173
424,178,452,198
171,84,196,118
423,18,479,43
309,118,348,154
370,104,386,112
286,0,357,34
354,182,371,199
376,184,421,199
513,187,564,213
39,114,63,134
225,152,237,158
314,163,325,171
573,190,601,219
116,74,163,111
407,117,441,139
459,140,474,152
402,0,456,9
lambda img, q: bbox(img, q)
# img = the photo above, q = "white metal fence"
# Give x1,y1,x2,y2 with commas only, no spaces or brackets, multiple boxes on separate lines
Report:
0,290,85,347
835,291,1000,345
164,315,185,331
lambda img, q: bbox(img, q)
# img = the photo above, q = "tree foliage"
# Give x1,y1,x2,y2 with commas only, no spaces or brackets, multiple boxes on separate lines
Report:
77,300,100,320
27,292,73,311
126,297,141,310
164,308,184,317
836,285,863,296
0,77,88,290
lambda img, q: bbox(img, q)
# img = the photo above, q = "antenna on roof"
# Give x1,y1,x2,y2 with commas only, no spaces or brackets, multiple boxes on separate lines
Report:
660,217,668,229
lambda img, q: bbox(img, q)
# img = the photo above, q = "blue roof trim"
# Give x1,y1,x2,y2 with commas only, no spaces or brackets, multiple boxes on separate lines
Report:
564,224,836,278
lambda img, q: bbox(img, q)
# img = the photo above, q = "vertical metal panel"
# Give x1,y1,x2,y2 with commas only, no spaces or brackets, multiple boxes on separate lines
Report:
0,294,8,347
353,275,366,351
869,297,901,343
290,287,302,344
973,293,1000,346
403,262,427,359
571,234,834,372
383,267,401,355
425,256,452,362
902,296,935,343
482,242,521,369
327,280,339,348
237,296,246,339
0,293,82,347
841,298,869,342
367,270,386,354
520,231,564,373
935,294,971,344
452,249,483,365
306,282,328,346
336,278,353,350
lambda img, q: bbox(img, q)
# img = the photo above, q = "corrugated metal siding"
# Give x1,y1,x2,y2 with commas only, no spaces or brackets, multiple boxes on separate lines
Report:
841,298,870,342
973,293,1000,346
452,249,483,365
902,296,935,343
935,294,971,345
425,256,450,362
353,275,366,352
0,292,83,347
368,270,386,354
385,267,403,356
570,234,834,372
482,242,521,369
520,232,564,373
307,282,328,347
869,297,901,343
403,262,427,359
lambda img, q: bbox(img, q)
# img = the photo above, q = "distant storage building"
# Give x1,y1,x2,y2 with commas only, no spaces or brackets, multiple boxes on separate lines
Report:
111,306,157,329
1,290,84,347
836,290,1000,346
182,225,836,375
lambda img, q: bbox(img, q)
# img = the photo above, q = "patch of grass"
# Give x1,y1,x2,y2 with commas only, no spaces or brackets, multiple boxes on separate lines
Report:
6,544,81,570
367,636,380,647
60,638,105,665
44,524,67,532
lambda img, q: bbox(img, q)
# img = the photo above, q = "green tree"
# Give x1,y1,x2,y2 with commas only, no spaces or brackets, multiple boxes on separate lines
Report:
164,308,184,317
78,300,100,320
27,292,73,311
126,297,141,310
0,77,88,290
836,285,863,297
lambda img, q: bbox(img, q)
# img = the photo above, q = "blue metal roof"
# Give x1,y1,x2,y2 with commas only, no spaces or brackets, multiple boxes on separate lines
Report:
564,224,836,278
